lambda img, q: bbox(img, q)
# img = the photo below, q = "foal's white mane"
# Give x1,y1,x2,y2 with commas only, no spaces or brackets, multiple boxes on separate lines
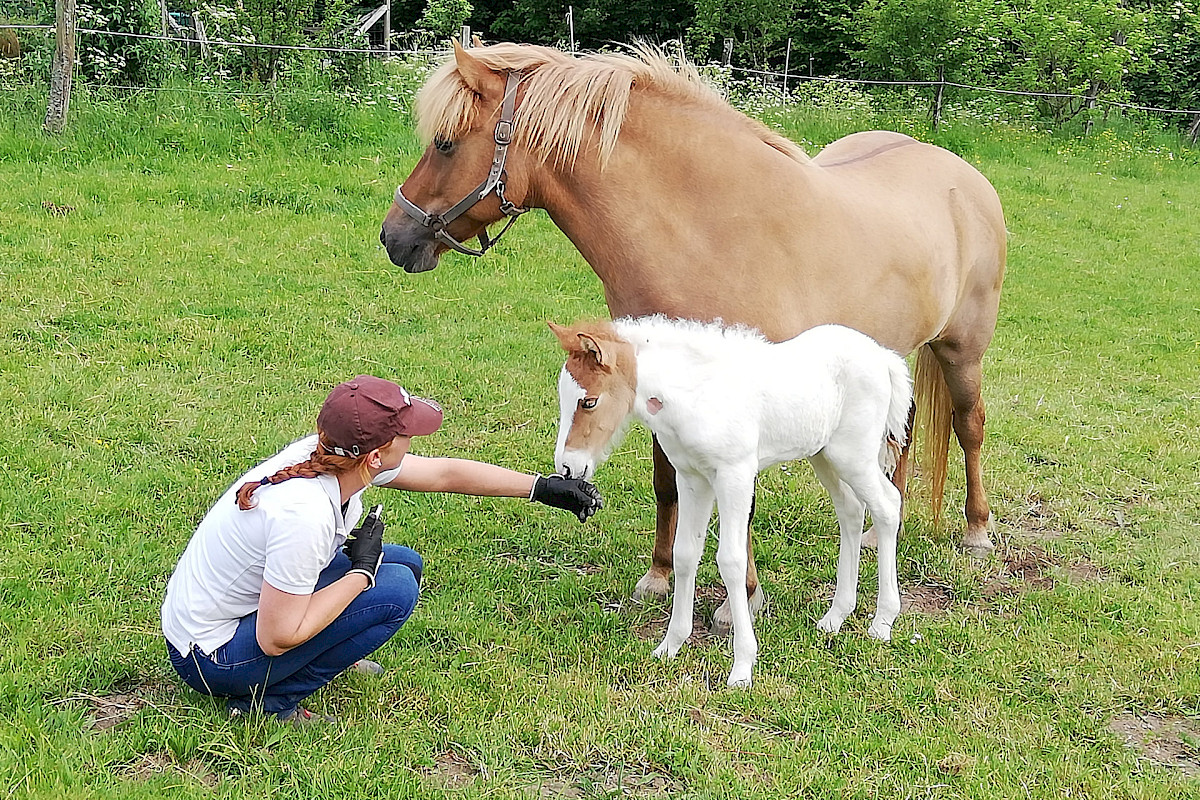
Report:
613,315,769,365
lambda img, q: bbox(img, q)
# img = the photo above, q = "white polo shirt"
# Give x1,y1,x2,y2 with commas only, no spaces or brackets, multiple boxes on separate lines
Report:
161,435,366,656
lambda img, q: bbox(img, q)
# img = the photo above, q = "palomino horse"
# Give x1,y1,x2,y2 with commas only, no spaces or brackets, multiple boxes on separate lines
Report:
550,316,912,687
379,41,1007,629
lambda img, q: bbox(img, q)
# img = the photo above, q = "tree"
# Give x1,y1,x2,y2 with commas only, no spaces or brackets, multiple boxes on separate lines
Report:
853,0,993,82
997,0,1152,122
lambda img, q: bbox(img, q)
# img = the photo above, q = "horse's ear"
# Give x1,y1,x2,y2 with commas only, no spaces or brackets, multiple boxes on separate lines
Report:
577,333,607,367
453,38,500,96
472,34,486,48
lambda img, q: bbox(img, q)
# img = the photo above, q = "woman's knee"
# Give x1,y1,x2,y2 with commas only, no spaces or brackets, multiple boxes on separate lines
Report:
382,544,423,585
370,562,421,621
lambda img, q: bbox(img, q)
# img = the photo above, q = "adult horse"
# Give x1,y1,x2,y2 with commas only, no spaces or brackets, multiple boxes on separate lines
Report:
379,41,1006,629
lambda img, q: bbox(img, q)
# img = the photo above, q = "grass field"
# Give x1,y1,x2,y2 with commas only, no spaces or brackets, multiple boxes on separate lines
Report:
1,77,1199,798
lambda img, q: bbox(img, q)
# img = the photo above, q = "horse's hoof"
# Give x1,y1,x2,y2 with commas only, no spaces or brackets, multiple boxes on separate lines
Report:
861,526,879,550
709,586,766,637
633,571,670,604
961,513,997,558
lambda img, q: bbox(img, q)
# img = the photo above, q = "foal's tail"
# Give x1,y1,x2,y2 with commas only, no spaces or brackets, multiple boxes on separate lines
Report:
880,350,914,477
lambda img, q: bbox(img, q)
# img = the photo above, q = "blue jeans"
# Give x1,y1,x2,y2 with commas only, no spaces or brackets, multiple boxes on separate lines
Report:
167,544,421,718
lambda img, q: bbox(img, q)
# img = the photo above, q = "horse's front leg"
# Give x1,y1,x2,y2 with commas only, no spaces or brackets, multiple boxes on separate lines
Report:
633,437,677,603
652,472,714,661
713,468,759,687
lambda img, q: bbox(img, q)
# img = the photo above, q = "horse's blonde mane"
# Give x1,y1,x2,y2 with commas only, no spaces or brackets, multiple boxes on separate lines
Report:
416,42,810,168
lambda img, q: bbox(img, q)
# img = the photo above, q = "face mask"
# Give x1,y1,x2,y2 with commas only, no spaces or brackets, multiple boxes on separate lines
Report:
370,465,403,487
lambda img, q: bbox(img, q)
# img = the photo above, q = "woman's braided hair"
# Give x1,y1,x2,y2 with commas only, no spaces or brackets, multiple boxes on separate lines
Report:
235,430,374,510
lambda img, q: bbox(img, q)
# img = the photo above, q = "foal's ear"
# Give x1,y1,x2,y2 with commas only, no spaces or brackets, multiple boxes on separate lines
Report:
548,321,576,351
453,38,500,96
577,333,607,367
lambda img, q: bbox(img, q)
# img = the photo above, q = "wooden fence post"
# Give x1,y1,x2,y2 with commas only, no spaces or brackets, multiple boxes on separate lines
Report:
932,66,945,131
44,0,76,135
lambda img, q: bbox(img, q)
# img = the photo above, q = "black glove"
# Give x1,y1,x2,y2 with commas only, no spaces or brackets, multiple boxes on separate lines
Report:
343,506,385,589
530,474,604,523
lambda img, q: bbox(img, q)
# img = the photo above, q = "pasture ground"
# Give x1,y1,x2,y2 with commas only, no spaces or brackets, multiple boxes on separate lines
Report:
1,81,1199,798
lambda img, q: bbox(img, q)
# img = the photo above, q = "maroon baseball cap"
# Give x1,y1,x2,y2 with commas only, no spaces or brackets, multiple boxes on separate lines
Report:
317,375,443,457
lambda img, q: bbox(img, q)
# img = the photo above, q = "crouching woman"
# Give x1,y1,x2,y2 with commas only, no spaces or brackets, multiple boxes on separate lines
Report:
161,375,602,724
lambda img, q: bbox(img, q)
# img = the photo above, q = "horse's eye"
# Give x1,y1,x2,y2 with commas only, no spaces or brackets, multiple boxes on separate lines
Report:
433,136,454,153
581,397,599,410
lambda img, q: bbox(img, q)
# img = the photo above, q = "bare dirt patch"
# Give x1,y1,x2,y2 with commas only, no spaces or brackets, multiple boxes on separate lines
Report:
422,749,479,790
901,583,953,615
980,539,1104,601
422,750,682,798
66,680,167,731
633,584,724,645
121,752,219,787
1109,712,1200,777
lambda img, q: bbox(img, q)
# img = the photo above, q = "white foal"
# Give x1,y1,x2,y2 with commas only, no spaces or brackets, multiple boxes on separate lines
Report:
550,316,912,688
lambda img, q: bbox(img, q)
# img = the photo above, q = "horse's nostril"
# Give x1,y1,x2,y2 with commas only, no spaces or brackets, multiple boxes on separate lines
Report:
379,226,387,246
561,466,572,479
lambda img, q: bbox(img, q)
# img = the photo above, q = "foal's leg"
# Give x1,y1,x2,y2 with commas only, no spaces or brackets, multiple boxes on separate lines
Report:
652,473,715,661
633,438,677,603
808,452,866,635
638,438,763,616
860,471,903,640
929,340,994,556
711,487,765,638
713,469,760,687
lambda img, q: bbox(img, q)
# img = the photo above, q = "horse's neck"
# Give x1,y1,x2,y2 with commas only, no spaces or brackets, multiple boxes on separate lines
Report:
529,95,817,320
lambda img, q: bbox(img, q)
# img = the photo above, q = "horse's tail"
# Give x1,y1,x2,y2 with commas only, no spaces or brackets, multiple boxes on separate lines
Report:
913,345,951,523
880,350,914,476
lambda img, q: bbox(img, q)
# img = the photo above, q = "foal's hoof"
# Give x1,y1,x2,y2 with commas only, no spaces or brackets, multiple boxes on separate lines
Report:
727,667,753,689
632,571,671,604
710,585,766,638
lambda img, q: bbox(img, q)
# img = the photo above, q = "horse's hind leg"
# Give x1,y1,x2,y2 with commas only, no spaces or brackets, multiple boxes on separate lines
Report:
930,340,994,556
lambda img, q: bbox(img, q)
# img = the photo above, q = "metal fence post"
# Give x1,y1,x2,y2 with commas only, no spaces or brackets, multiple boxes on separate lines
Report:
722,38,732,67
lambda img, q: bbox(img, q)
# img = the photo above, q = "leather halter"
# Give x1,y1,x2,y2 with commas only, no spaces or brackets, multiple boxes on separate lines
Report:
393,71,528,257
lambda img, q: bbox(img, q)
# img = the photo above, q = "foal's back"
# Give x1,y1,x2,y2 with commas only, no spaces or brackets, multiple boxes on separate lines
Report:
624,321,894,469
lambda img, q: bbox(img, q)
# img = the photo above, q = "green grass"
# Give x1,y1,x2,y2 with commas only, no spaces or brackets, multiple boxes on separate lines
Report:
1,78,1199,798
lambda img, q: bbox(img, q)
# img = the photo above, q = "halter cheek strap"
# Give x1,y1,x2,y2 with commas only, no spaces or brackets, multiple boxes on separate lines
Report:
393,71,528,257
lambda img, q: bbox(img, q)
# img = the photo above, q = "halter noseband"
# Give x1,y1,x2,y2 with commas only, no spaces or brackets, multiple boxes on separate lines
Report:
393,71,528,258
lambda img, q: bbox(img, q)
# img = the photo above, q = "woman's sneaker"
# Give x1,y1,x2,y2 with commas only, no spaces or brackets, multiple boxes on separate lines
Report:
279,706,337,726
351,659,384,675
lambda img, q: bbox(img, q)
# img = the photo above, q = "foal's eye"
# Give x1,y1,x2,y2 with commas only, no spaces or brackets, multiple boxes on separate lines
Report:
581,397,599,410
433,136,454,153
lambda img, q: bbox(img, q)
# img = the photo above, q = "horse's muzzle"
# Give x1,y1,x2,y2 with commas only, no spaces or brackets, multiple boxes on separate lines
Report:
380,216,442,274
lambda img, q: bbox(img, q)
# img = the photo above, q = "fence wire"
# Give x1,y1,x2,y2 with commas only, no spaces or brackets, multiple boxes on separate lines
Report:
3,23,1198,119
